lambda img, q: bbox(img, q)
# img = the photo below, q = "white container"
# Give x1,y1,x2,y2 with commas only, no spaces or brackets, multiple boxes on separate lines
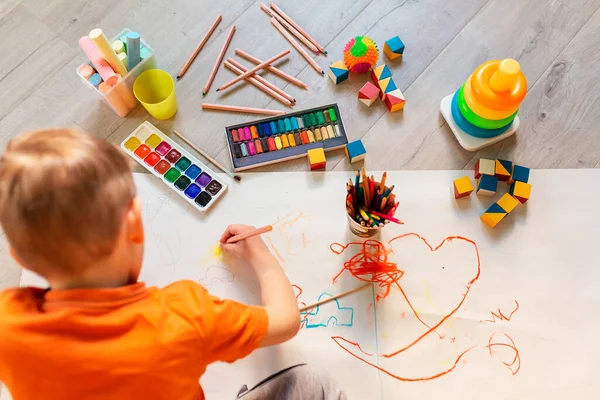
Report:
76,29,156,117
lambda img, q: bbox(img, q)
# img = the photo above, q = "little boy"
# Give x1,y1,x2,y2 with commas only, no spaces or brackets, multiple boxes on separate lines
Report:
0,129,345,399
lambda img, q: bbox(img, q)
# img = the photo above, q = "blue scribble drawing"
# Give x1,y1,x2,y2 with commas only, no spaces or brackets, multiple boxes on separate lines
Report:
301,293,354,329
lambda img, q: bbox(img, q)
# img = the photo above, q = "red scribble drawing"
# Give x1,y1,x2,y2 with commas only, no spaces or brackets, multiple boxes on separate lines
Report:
486,332,521,375
484,300,520,323
293,284,307,329
328,233,521,382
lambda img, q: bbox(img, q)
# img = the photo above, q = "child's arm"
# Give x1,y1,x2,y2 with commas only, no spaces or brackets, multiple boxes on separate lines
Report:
220,224,300,347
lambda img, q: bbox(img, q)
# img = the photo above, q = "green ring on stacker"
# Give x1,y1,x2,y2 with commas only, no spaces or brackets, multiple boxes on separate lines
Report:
457,84,518,129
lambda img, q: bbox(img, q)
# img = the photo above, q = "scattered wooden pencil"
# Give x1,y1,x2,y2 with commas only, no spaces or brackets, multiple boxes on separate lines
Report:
202,25,236,96
270,18,324,75
346,169,402,228
260,3,319,54
235,48,308,89
227,58,295,104
201,103,285,116
216,49,290,91
269,2,327,54
176,15,222,80
172,129,241,182
226,225,273,243
224,60,294,107
299,283,371,313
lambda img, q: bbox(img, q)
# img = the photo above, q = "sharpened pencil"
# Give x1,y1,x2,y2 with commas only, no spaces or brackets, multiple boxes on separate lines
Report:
224,61,294,107
201,103,285,116
216,49,290,92
270,2,327,54
260,3,319,54
235,48,307,89
203,25,236,96
226,225,273,244
177,15,222,80
227,58,295,104
299,284,371,313
270,18,324,75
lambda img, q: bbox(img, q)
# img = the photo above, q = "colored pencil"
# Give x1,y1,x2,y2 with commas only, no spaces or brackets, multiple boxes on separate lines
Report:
369,210,403,224
269,2,327,54
379,172,387,193
235,48,307,89
201,103,285,116
299,283,371,313
224,60,294,107
227,58,295,104
270,18,324,75
226,225,273,244
172,129,241,182
216,49,290,92
177,15,222,80
203,25,236,96
260,3,319,54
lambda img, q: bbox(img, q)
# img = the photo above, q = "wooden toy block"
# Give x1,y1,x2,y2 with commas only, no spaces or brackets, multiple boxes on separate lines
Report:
345,140,367,163
496,193,520,213
509,181,531,204
480,203,507,228
383,36,405,60
307,147,326,170
509,164,530,184
328,61,349,85
358,82,380,106
371,64,392,83
376,77,395,99
383,89,405,112
495,159,512,181
474,158,495,179
453,176,474,199
476,174,498,196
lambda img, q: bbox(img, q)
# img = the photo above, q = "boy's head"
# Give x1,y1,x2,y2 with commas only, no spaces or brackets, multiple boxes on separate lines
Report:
0,129,144,286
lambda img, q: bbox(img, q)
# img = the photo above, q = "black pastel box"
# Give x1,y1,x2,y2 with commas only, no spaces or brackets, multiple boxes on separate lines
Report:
225,104,348,171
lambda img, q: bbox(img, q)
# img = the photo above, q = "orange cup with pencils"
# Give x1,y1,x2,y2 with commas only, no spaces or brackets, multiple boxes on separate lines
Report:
346,169,402,238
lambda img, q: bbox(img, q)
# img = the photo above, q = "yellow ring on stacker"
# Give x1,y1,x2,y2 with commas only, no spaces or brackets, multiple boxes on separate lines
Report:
470,60,527,110
463,75,521,120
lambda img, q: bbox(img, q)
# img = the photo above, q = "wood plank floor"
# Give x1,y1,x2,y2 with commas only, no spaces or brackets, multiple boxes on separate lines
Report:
1,0,600,395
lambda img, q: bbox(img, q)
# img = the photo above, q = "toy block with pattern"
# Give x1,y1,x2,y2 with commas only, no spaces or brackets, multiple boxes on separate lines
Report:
496,193,520,213
345,140,367,163
453,176,474,199
480,202,507,228
509,181,531,204
509,164,530,184
495,159,512,181
384,89,405,112
376,77,396,99
476,174,498,196
371,64,392,83
383,36,405,60
474,158,495,179
328,61,349,85
307,148,326,170
358,82,380,106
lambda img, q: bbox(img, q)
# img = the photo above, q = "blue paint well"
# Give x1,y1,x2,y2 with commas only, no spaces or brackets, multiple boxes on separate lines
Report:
185,164,202,179
184,183,201,199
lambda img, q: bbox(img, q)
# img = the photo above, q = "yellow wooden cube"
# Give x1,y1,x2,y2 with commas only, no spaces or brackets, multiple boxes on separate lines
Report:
496,193,520,213
307,148,326,170
453,176,474,199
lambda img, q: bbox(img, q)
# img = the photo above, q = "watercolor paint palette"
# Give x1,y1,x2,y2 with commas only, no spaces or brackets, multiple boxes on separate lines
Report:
225,104,348,171
121,122,227,212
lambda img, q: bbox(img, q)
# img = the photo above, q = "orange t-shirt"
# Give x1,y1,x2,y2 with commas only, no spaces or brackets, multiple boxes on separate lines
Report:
0,281,268,400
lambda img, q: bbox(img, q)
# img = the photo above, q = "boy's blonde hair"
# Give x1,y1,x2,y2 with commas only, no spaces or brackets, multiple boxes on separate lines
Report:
0,129,136,273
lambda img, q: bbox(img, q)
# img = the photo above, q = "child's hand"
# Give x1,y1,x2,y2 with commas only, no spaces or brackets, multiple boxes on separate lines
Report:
219,224,272,264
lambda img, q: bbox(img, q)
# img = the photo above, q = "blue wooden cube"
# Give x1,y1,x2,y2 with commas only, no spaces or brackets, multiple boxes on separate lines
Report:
345,140,366,163
328,60,349,84
384,36,405,60
476,174,498,196
510,165,530,183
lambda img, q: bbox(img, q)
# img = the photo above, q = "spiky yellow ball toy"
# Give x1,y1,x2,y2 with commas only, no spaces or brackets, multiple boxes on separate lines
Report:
343,36,379,73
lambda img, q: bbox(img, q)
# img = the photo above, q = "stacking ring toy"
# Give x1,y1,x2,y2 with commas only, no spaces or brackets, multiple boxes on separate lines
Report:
457,85,517,130
451,90,512,138
463,76,520,120
470,59,527,110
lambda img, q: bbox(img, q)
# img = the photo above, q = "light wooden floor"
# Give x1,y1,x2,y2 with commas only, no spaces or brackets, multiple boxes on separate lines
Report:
0,0,599,337
1,0,600,395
